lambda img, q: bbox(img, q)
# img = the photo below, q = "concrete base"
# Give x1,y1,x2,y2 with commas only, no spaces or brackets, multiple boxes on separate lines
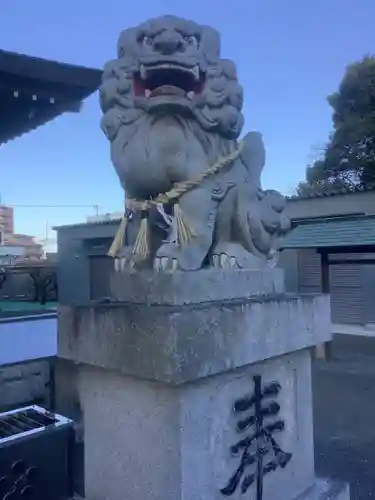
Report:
110,268,285,304
80,351,314,500
58,269,349,500
297,479,350,499
71,479,349,500
59,293,331,384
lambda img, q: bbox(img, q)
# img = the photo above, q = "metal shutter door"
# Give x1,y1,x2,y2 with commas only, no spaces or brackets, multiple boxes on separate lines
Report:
298,250,321,293
362,264,375,324
329,263,365,325
89,256,113,300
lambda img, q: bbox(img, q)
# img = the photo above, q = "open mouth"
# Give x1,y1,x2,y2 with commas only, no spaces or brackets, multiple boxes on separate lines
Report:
133,64,205,100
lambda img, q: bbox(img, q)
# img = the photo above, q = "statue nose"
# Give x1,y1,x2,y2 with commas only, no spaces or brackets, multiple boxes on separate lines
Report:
153,32,184,54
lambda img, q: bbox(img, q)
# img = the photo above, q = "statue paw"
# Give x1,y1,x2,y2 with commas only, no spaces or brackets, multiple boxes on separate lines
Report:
210,242,265,270
212,253,239,268
113,246,149,273
154,243,180,273
113,247,136,273
114,256,138,274
153,240,209,272
153,256,179,273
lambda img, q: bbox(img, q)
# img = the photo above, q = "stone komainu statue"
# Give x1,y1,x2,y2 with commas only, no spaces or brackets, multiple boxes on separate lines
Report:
100,15,290,272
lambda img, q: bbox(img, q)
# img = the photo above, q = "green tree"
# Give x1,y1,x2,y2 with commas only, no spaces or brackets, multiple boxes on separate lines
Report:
297,55,375,196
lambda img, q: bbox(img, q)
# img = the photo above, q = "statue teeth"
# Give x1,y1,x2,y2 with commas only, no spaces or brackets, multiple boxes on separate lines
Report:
186,91,195,100
139,63,200,81
145,89,151,98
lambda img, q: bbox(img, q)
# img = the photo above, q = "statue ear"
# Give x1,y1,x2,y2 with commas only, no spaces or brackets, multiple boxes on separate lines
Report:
117,27,138,59
101,109,122,142
199,26,220,63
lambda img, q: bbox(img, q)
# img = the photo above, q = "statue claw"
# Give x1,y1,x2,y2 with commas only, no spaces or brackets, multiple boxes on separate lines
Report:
114,258,121,272
212,254,219,267
113,253,137,274
153,256,179,273
211,253,239,269
121,257,127,272
170,258,178,273
229,256,238,268
153,257,162,272
220,253,229,267
114,257,128,272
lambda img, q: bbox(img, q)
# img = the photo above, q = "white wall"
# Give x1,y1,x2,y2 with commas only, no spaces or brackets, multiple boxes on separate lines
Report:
0,316,57,365
0,245,25,256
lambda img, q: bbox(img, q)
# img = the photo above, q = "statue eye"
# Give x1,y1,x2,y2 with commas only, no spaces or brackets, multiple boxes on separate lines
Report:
185,36,198,47
143,36,152,47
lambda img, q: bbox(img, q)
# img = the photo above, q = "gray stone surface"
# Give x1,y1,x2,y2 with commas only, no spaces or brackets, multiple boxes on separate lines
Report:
0,360,50,411
80,351,314,500
59,292,331,384
110,267,285,304
100,15,290,272
296,479,349,499
72,480,350,500
57,234,348,499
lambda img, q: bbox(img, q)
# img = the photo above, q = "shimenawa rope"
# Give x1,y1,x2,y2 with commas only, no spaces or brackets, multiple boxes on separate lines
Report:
108,141,244,261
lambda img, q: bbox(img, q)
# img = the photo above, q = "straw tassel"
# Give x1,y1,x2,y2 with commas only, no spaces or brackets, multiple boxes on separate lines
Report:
131,215,150,262
107,143,244,268
173,203,195,246
107,215,128,258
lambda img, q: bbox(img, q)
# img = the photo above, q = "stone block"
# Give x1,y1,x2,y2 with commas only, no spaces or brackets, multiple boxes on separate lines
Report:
57,269,348,499
297,479,350,499
59,293,330,384
80,350,314,500
110,268,285,305
0,360,50,410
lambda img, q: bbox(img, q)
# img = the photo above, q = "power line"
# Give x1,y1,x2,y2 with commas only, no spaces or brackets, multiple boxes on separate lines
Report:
7,204,101,208
7,204,103,216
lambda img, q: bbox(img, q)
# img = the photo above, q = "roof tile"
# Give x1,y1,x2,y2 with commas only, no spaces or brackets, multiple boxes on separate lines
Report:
281,215,375,249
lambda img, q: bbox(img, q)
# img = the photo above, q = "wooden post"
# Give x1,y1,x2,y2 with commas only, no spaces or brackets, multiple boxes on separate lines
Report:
315,250,332,360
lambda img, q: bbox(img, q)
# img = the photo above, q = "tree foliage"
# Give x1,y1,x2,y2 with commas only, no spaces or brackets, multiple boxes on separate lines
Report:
297,55,375,196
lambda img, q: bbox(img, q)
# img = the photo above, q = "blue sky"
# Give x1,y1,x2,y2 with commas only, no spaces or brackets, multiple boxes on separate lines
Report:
1,0,374,245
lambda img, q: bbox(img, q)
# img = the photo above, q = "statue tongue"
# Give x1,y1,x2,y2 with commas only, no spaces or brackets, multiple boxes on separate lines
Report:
150,85,186,97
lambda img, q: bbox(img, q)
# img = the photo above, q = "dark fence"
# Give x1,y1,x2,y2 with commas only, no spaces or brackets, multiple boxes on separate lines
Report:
0,264,58,303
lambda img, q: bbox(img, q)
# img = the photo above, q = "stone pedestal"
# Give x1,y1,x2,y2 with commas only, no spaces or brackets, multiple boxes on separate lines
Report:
58,269,349,500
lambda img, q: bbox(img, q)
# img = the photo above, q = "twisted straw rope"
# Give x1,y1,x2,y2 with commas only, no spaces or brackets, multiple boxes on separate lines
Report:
126,140,244,212
108,141,244,258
